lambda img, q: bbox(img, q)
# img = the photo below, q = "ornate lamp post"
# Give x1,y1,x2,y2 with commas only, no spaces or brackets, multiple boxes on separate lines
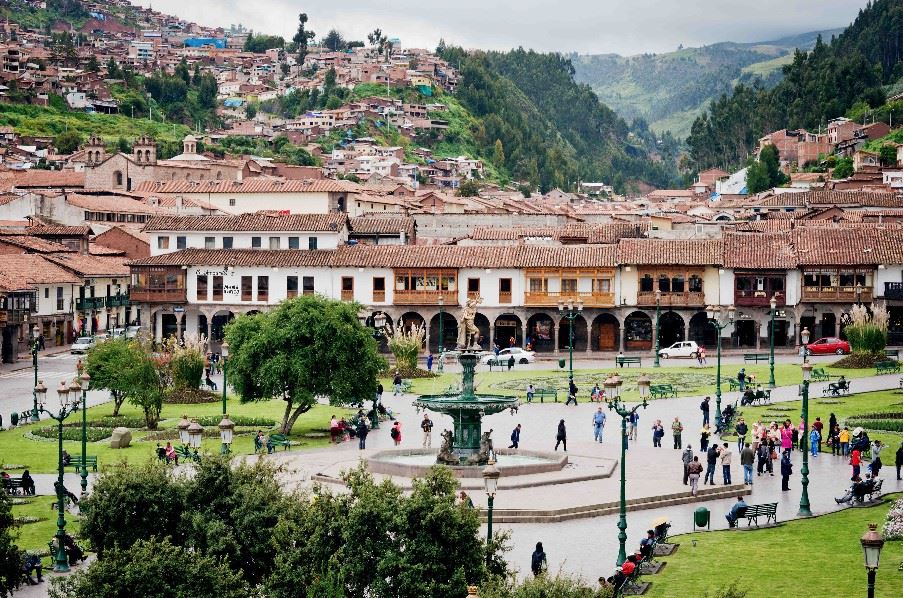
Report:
38,380,81,573
78,372,91,496
219,414,235,454
706,304,735,431
371,312,388,430
220,341,229,416
653,290,662,368
637,374,651,400
437,294,445,374
30,324,40,422
860,523,885,598
606,391,649,565
798,361,813,517
482,455,500,562
558,298,584,385
801,327,811,364
187,418,204,451
177,414,191,446
768,294,778,389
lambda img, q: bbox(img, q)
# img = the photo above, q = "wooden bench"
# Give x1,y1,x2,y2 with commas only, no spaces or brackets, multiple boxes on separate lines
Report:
743,502,778,527
885,349,900,359
1,477,24,495
68,456,98,472
743,353,770,363
876,360,900,375
650,384,676,399
268,433,293,451
616,356,642,367
811,367,831,382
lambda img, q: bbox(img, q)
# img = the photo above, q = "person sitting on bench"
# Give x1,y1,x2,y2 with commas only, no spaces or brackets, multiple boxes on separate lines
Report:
725,495,748,527
205,372,217,391
20,469,36,496
53,481,79,506
722,403,735,423
639,530,656,558
21,553,43,585
835,474,874,504
741,388,756,406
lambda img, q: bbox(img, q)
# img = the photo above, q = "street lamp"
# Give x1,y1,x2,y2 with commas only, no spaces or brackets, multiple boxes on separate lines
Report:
482,454,500,561
220,341,229,416
706,304,735,431
558,298,584,385
78,372,91,496
860,523,885,598
768,294,778,389
219,413,235,454
606,393,649,565
637,374,651,399
798,361,813,517
177,414,191,445
801,327,811,364
653,290,662,368
39,380,81,573
371,312,388,430
437,294,445,374
187,418,204,450
30,324,40,422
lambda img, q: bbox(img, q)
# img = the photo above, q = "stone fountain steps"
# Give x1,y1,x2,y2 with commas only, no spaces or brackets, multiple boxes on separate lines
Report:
482,483,750,524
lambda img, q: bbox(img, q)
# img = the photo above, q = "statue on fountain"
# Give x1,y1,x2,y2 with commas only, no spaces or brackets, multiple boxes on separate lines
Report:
468,429,494,465
456,296,483,350
437,429,459,465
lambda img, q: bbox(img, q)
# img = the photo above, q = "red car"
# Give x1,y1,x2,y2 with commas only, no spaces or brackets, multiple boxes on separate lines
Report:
805,337,851,355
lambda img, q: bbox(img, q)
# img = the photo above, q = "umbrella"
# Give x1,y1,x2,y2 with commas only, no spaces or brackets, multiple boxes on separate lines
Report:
852,427,863,436
651,516,669,527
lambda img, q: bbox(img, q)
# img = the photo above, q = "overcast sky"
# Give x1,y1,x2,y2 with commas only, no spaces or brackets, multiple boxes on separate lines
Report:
136,0,867,55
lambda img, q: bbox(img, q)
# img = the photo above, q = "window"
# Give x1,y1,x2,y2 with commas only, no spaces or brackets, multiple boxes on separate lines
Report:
671,275,685,293
176,236,186,249
560,278,577,294
689,275,703,293
467,278,480,295
288,236,299,249
528,278,547,293
257,276,269,301
308,237,318,250
241,276,252,301
499,278,512,302
212,276,223,301
196,275,208,300
157,236,170,249
222,236,233,249
592,278,611,293
302,276,315,295
269,237,280,250
229,198,236,207
287,276,298,298
372,277,385,301
640,274,654,292
769,277,785,293
251,237,262,248
341,277,354,300
44,288,49,299
657,274,671,293
205,236,215,249
56,286,64,311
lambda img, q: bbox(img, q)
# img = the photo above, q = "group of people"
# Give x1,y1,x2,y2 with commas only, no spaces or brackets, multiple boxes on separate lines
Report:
0,469,35,495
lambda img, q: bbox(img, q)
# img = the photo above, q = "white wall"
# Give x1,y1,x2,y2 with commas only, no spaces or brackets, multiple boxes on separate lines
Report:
457,268,522,307
876,265,903,295
150,231,342,255
35,284,75,317
173,191,332,214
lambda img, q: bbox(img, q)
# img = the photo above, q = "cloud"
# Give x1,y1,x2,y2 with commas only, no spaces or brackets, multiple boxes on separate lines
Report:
135,0,866,55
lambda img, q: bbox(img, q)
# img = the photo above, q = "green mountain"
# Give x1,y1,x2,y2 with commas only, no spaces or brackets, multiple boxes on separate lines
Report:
572,28,844,138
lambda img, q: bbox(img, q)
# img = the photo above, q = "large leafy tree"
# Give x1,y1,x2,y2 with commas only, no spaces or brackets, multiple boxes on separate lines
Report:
225,296,384,434
0,493,21,598
323,29,346,52
292,13,315,64
84,338,143,416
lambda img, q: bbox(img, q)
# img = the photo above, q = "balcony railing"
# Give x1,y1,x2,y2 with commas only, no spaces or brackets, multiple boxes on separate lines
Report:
128,287,187,303
76,297,105,311
637,291,705,307
734,290,786,307
499,291,512,304
106,294,129,307
341,290,354,301
884,282,903,300
524,291,615,307
801,287,873,303
372,290,386,302
393,290,457,305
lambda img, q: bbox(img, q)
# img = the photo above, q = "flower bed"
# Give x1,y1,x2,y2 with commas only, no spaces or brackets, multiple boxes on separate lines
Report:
882,497,903,540
195,415,276,427
31,426,112,442
163,388,219,404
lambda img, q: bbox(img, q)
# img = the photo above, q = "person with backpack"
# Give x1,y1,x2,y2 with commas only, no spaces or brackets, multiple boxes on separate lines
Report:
356,419,369,450
555,419,567,451
700,397,711,426
531,542,547,577
390,421,402,445
566,379,578,406
509,424,521,449
651,420,665,448
681,445,694,485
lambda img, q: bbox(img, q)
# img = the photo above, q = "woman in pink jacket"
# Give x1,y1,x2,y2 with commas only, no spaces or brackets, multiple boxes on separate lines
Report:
780,420,794,458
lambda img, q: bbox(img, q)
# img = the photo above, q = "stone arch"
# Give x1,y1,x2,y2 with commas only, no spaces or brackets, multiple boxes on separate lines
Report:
493,314,523,349
210,309,235,344
558,313,588,352
624,311,652,351
658,311,685,348
689,311,715,348
526,312,555,353
428,311,457,353
474,312,491,350
591,313,620,351
399,311,426,348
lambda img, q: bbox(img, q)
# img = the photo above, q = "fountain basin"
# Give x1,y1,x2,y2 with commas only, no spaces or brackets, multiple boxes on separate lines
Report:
366,448,567,478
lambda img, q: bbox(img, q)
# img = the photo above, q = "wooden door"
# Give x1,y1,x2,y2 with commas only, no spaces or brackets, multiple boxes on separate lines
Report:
599,322,617,351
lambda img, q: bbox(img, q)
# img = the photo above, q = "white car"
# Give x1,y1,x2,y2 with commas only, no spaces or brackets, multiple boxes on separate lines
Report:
658,340,700,359
125,326,141,338
70,336,96,354
480,347,536,365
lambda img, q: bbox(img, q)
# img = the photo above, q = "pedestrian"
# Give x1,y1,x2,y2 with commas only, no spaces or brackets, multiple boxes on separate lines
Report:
509,424,521,449
828,413,838,443
895,441,903,480
421,413,434,448
687,456,703,496
696,347,704,366
555,419,567,451
809,425,820,458
426,353,434,372
829,424,841,456
699,346,707,365
765,438,776,475
737,368,746,391
593,408,606,443
735,418,748,452
756,441,769,477
797,419,805,452
391,420,402,446
330,415,340,443
705,443,718,485
780,420,793,459
700,396,711,426
531,542,547,577
459,491,474,508
870,440,884,478
508,355,515,371
566,379,578,406
839,426,850,456
681,445,694,485
591,383,602,402
740,443,755,485
850,447,862,480
617,351,625,368
780,453,793,491
814,417,824,449
526,383,535,403
629,411,639,441
393,371,402,395
356,418,369,450
720,442,732,484
700,424,711,452
376,382,384,403
651,420,664,448
672,417,683,449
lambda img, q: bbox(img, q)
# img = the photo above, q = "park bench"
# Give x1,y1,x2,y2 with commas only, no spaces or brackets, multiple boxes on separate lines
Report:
616,356,642,367
811,368,831,382
727,377,740,392
649,384,676,399
864,478,884,502
1,477,24,495
743,353,770,363
824,381,851,396
743,502,778,527
530,387,558,403
68,456,97,472
885,349,900,359
268,433,294,451
615,564,645,597
741,389,771,406
876,360,900,375
174,445,200,463
487,358,515,371
400,380,413,393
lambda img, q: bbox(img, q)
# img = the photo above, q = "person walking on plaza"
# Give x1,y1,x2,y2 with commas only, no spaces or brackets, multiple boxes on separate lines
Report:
700,424,711,452
780,453,793,491
593,408,606,443
629,411,639,441
566,379,578,406
555,419,567,451
809,424,820,458
687,456,703,496
720,442,732,484
829,423,841,456
651,420,665,448
699,346,707,365
393,371,402,396
508,355,515,371
426,353,434,372
850,447,862,481
672,416,683,449
421,413,434,448
840,426,851,456
391,420,402,446
531,542,547,577
870,440,884,478
780,420,793,459
756,441,769,477
509,424,521,449
356,418,369,450
681,445,694,485
735,418,748,452
895,441,903,480
813,417,824,449
526,383,535,403
740,443,755,485
737,368,747,391
700,396,711,426
705,443,719,485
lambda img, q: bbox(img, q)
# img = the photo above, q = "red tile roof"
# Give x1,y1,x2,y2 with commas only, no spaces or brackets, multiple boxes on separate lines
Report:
0,234,76,253
43,253,130,276
793,227,883,266
617,239,723,266
723,232,796,269
143,213,349,232
0,254,80,290
133,178,358,194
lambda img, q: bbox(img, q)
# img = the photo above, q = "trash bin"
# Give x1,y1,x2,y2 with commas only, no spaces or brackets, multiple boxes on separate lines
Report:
558,358,566,369
10,412,18,427
693,507,710,531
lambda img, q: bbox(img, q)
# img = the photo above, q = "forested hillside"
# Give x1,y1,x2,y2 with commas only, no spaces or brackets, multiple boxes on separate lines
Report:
688,0,903,170
440,46,680,193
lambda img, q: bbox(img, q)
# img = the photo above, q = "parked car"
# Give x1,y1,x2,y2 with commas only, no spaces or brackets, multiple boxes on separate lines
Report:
658,340,700,359
70,336,96,354
805,337,850,355
441,349,490,360
109,328,127,338
125,326,141,338
479,347,536,365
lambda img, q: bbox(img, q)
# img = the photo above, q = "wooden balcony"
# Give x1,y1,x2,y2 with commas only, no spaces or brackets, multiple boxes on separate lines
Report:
524,291,615,307
129,287,187,303
802,287,873,303
883,282,903,300
341,290,354,301
499,291,512,304
637,291,705,307
393,291,457,305
372,290,386,302
734,290,786,308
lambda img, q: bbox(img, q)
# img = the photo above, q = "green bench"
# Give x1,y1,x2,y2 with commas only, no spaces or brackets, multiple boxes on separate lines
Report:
811,367,831,382
268,433,294,451
68,456,98,472
741,389,771,405
487,358,515,371
650,384,676,399
876,360,900,374
727,378,740,392
616,356,642,367
885,349,900,359
743,502,778,527
743,353,770,363
174,445,200,463
533,387,557,403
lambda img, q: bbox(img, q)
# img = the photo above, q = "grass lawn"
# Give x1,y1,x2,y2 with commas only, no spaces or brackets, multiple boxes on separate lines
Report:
0,398,355,474
384,363,876,402
646,493,903,598
10,497,80,555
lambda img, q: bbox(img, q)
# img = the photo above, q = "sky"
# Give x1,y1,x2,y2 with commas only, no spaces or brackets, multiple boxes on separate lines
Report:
135,0,868,56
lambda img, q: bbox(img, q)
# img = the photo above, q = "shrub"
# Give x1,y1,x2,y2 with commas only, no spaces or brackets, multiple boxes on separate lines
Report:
163,388,218,404
844,418,903,433
842,303,888,354
379,366,437,379
387,323,425,371
170,346,204,390
882,497,903,540
91,416,147,428
196,415,276,427
32,427,112,442
480,571,614,597
831,353,890,368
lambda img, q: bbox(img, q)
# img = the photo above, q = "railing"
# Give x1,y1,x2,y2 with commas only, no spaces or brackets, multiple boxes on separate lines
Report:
499,291,512,304
734,290,786,307
76,297,105,311
884,282,903,300
341,290,354,301
801,287,873,302
128,287,187,303
372,290,386,302
524,291,615,307
106,294,129,307
637,291,705,307
393,290,457,305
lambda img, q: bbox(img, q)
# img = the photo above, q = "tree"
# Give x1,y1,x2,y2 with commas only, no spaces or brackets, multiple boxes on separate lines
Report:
0,493,21,598
387,323,424,371
175,58,191,86
54,130,83,154
84,338,145,416
105,57,121,79
86,55,99,73
745,161,770,194
368,28,388,61
245,102,257,119
323,29,346,52
457,179,481,197
292,13,315,64
879,144,897,167
833,156,854,179
492,138,505,167
760,144,786,187
225,296,385,434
